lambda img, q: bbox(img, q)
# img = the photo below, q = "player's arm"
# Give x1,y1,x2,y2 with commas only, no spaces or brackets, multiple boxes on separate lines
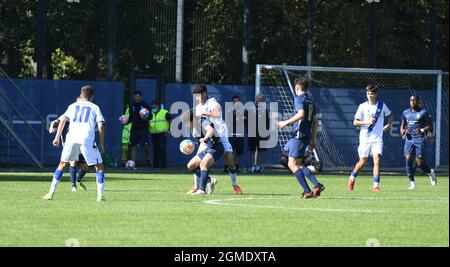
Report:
310,115,318,149
400,112,408,138
277,109,304,129
53,117,67,147
97,121,105,153
202,106,222,118
199,124,215,143
353,118,375,127
49,119,59,134
383,113,394,132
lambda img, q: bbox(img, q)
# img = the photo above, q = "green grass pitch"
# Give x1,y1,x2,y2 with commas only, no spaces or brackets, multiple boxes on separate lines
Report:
0,171,448,247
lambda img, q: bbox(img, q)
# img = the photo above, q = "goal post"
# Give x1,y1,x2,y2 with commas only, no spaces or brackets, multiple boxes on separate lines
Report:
255,64,448,171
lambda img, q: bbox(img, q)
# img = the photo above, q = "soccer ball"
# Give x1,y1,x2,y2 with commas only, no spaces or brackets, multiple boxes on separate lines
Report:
125,160,136,169
139,108,150,119
179,139,195,155
119,115,129,124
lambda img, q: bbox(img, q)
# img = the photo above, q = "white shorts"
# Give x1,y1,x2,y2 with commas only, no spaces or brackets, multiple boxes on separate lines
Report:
220,136,233,153
358,142,383,158
60,143,103,166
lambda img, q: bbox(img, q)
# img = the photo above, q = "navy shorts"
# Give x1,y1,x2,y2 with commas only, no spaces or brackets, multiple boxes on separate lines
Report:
129,128,149,147
283,138,308,159
198,144,224,161
404,138,426,158
248,137,267,152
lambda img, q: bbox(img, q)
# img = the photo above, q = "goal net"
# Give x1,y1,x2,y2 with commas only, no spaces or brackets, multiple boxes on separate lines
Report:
255,65,449,171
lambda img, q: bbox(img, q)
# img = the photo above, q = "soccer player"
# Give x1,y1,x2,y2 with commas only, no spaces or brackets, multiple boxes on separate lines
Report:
400,95,437,189
347,85,393,192
192,85,243,195
277,78,324,199
49,115,88,192
182,110,218,195
43,85,106,202
184,113,223,195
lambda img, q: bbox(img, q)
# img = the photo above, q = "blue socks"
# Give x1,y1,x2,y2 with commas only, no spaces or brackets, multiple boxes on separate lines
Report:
69,166,76,187
199,170,209,192
76,169,87,182
418,161,431,174
301,166,319,187
54,169,63,181
294,169,311,193
406,157,415,182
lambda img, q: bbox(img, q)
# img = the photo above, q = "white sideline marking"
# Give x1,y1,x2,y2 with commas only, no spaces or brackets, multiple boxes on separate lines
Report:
204,196,448,214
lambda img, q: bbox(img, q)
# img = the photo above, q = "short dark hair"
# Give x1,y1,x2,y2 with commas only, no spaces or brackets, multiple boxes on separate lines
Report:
411,95,420,101
231,95,240,100
294,78,309,91
150,100,159,106
81,85,94,98
192,85,207,94
366,84,378,93
133,90,142,96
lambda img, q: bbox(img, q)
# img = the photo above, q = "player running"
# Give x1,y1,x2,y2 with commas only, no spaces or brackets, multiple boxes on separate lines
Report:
400,95,437,189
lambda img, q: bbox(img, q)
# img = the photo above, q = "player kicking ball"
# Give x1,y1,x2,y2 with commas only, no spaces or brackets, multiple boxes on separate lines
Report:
277,78,324,199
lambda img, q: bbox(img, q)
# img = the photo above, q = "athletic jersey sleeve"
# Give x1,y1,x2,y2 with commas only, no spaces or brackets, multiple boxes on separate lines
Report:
401,110,407,125
207,98,221,112
354,104,363,121
62,105,74,121
294,96,303,113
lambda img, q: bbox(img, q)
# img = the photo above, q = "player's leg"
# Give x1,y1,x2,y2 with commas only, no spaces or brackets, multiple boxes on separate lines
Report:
372,153,382,192
160,133,167,168
371,142,383,191
248,137,257,172
199,154,215,194
44,143,80,200
404,139,417,189
186,155,202,193
348,142,370,191
80,144,105,201
94,163,105,201
234,137,244,172
129,128,138,165
69,160,78,191
285,139,314,199
414,140,436,186
299,159,325,196
221,137,242,195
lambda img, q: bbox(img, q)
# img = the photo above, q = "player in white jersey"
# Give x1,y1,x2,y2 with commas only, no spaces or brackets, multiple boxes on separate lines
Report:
189,85,243,195
347,85,393,192
43,85,106,202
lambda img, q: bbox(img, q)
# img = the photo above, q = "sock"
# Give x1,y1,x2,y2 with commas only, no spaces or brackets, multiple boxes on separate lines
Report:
410,181,416,187
418,161,431,174
373,177,380,187
49,169,64,194
199,170,209,192
76,169,87,182
193,168,211,188
350,170,358,180
96,171,105,196
229,167,238,186
235,164,239,172
294,169,311,193
69,166,77,187
301,166,319,187
406,157,415,182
